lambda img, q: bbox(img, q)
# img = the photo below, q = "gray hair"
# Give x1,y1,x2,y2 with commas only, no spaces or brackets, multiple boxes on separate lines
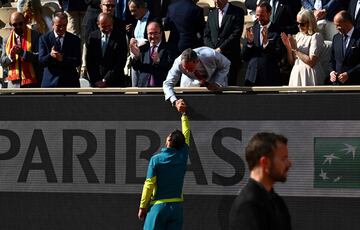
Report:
181,48,198,62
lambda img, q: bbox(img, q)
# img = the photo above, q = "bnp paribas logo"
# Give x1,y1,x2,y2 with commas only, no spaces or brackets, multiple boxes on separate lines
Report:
314,138,360,188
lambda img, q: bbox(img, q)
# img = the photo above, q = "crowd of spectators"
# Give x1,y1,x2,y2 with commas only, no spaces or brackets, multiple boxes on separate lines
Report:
0,0,359,89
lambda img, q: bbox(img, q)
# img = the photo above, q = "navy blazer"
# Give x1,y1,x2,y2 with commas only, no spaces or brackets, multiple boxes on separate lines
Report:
39,31,81,87
330,28,360,85
164,0,205,54
243,22,284,86
86,27,128,87
131,42,175,87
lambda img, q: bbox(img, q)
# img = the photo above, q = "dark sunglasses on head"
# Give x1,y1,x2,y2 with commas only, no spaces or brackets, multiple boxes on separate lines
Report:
103,4,115,8
297,22,307,27
12,22,24,27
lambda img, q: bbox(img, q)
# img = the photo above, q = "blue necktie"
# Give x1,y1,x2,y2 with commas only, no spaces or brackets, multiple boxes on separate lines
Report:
102,34,108,56
343,34,348,57
55,36,62,52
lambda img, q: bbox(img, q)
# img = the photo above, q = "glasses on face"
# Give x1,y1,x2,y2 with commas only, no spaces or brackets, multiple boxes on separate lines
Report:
147,32,160,36
297,21,307,27
12,22,24,27
102,4,115,8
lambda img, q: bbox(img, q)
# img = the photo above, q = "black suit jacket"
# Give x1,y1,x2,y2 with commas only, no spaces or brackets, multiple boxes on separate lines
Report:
39,31,81,87
330,28,360,85
204,4,244,62
86,28,128,87
245,0,300,34
349,0,360,30
131,42,175,87
229,178,292,230
164,0,205,54
243,22,284,86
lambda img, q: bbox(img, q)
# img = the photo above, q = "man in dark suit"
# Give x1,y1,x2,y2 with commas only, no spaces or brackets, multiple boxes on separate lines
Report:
39,11,81,87
349,0,360,29
1,12,41,88
130,21,174,87
81,0,127,80
164,0,205,55
246,0,301,34
86,13,128,87
243,1,284,86
229,132,292,230
330,11,360,85
204,0,244,86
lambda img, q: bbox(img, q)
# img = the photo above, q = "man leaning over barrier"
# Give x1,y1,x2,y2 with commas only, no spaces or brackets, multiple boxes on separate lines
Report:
163,47,230,113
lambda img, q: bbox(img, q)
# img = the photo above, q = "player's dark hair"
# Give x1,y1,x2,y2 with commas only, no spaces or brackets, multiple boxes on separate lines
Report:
169,130,185,150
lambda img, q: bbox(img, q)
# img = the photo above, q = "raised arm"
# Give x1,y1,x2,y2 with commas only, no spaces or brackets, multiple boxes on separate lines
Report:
182,113,190,145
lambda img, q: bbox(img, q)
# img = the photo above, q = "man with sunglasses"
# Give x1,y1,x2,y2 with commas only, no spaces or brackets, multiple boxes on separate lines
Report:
138,99,190,229
1,12,41,88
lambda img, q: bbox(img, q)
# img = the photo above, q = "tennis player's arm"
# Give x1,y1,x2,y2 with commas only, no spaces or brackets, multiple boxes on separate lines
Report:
139,176,156,209
182,114,190,145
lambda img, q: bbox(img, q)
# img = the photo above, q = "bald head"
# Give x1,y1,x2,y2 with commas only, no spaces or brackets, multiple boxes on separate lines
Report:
10,12,25,35
334,10,353,35
97,12,113,35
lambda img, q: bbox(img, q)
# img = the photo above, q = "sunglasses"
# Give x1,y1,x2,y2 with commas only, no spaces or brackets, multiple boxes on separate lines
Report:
11,22,24,27
297,22,307,27
102,4,115,8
